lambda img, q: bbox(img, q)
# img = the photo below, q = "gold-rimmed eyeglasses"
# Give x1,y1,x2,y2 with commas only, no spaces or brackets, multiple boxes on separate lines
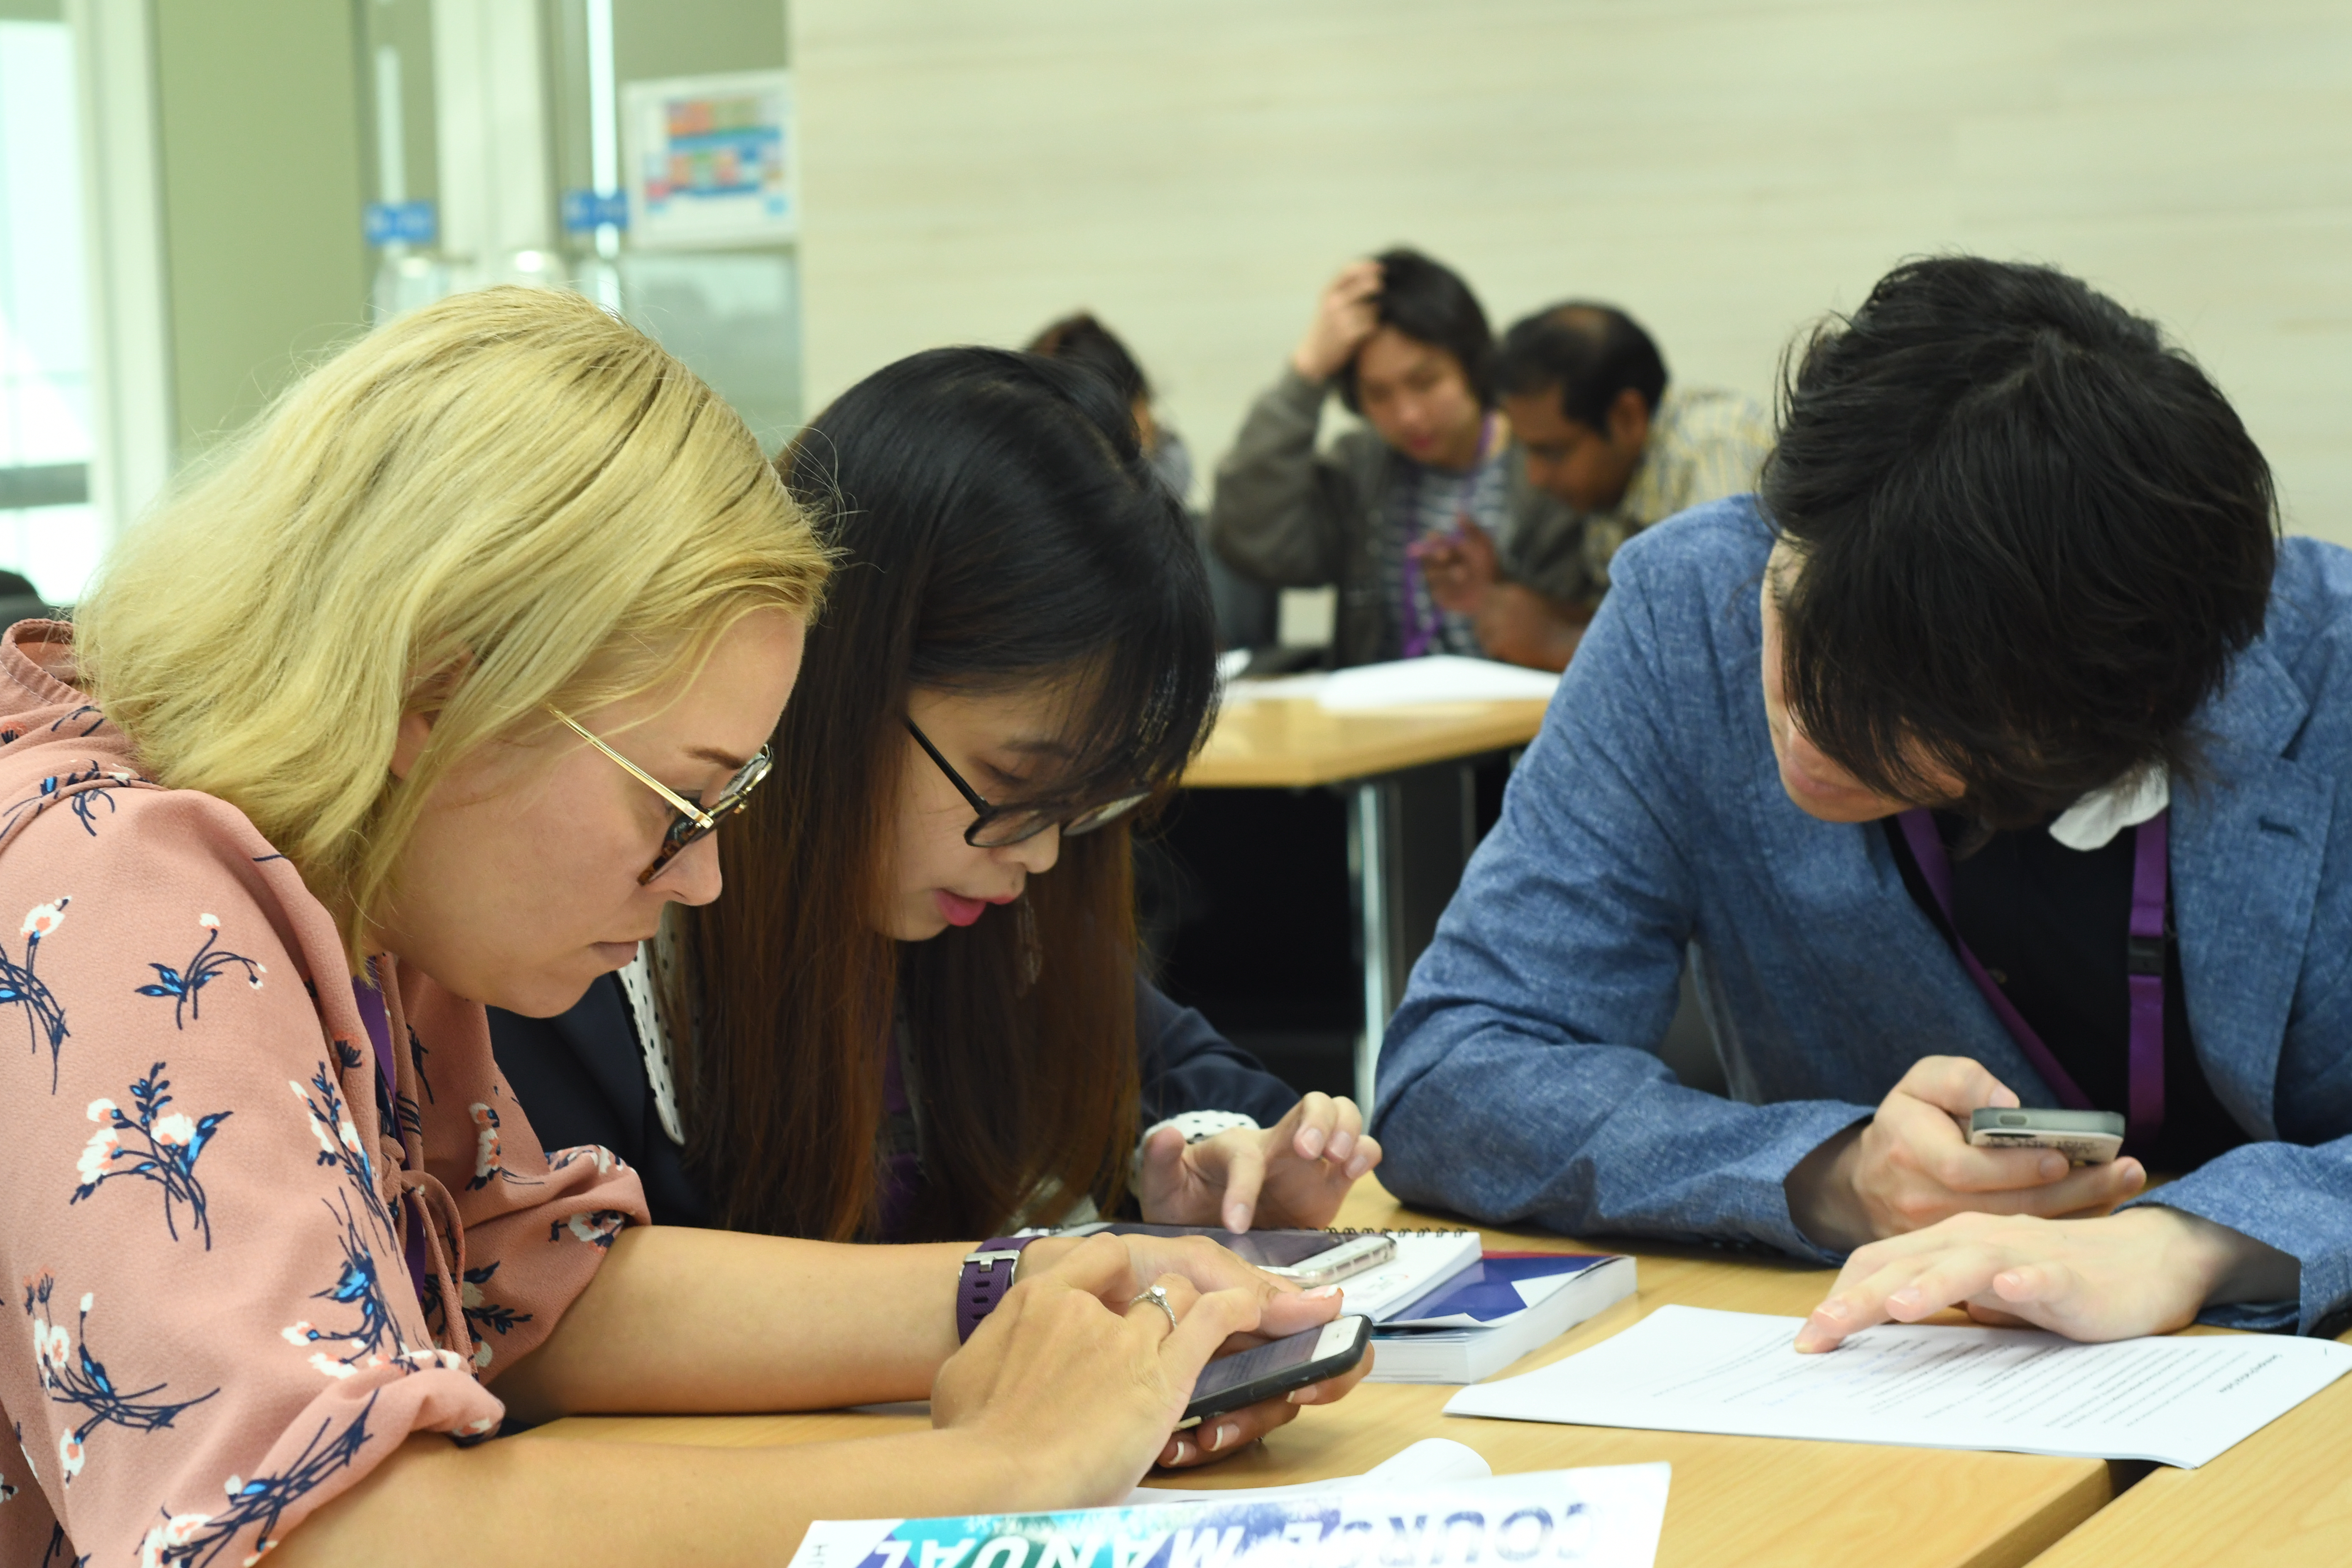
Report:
548,705,773,884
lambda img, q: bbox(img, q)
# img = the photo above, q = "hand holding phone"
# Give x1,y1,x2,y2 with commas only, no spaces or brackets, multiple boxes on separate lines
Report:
935,1234,1371,1486
1784,1056,2147,1252
1180,1316,1372,1429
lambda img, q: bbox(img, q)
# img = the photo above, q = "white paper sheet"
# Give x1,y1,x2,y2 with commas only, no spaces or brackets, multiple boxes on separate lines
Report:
1317,655,1560,710
792,1463,1672,1568
1444,1304,2352,1468
1127,1436,1490,1504
1218,672,1331,705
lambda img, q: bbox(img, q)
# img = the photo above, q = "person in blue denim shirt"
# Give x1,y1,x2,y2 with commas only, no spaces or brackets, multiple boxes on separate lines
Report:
1375,256,2352,1346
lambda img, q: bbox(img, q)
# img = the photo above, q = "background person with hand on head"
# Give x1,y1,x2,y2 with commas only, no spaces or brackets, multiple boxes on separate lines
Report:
493,347,1380,1252
1373,256,2352,1354
0,289,1366,1568
1206,248,1584,670
1415,303,1771,669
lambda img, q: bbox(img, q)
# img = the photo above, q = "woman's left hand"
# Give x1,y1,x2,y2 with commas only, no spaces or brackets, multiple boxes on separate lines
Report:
1793,1206,2299,1353
1137,1093,1382,1231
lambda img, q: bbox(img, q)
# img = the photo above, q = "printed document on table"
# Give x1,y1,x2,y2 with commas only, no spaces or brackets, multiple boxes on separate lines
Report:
790,1462,1671,1568
1444,1304,2352,1468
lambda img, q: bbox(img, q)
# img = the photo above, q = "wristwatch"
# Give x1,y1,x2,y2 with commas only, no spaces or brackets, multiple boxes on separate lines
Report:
956,1236,1038,1343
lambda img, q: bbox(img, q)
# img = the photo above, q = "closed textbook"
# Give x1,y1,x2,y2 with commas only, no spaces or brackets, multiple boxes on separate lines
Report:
1368,1252,1636,1385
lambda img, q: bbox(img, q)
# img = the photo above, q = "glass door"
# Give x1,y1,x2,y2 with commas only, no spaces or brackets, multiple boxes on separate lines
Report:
0,3,99,604
356,0,802,449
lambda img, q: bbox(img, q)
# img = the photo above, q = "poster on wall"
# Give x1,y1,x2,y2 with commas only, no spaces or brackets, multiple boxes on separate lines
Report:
622,70,795,248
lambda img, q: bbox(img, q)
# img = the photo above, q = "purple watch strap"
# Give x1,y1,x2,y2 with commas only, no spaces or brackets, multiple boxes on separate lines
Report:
956,1236,1037,1343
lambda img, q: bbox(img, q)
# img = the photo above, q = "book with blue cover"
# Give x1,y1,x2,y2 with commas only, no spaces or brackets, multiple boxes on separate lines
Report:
1368,1251,1636,1385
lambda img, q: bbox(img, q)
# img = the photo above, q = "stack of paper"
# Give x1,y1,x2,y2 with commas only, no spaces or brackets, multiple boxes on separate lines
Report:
1445,1304,2352,1468
1371,1254,1637,1385
1217,671,1331,706
1325,1229,1484,1321
1318,655,1561,710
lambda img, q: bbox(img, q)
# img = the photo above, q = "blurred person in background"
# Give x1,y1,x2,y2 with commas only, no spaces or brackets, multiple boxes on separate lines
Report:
1030,312,1274,652
1425,302,1770,651
1206,249,1584,671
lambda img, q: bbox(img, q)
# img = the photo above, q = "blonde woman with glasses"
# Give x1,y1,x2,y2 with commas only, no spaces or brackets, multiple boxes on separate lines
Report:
0,288,1364,1568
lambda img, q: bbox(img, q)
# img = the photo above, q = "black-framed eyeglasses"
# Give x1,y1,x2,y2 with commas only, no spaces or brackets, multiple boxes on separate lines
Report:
904,717,1147,849
550,706,774,884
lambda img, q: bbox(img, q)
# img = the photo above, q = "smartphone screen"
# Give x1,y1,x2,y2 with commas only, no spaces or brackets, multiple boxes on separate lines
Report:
1091,1222,1342,1270
1190,1324,1331,1400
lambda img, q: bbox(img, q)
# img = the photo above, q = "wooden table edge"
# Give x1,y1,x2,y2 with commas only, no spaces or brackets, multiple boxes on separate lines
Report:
1182,698,1549,789
526,1183,2133,1568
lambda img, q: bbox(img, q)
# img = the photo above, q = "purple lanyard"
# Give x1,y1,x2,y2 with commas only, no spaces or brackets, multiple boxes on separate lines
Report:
1895,808,2168,1146
1399,419,1495,659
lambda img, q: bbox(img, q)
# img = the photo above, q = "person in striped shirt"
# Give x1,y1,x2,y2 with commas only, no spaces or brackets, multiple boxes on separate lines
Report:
1417,303,1774,667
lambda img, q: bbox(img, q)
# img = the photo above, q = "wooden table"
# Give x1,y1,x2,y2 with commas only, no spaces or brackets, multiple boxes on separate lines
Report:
1182,697,1550,1105
527,1182,2112,1568
1184,696,1551,790
2025,1337,2352,1566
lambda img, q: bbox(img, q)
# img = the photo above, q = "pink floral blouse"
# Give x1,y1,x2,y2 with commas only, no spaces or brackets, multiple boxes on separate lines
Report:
0,624,649,1567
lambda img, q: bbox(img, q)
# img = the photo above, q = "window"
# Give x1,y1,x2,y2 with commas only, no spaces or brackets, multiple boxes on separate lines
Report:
0,14,98,604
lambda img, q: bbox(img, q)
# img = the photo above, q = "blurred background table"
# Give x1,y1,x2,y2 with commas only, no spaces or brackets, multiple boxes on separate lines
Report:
1175,696,1548,1106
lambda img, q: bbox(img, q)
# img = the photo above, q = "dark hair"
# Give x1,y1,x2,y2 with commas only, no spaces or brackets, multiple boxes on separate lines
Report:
1763,256,2277,830
1334,248,1495,412
1494,303,1669,426
1028,312,1150,407
672,347,1220,1241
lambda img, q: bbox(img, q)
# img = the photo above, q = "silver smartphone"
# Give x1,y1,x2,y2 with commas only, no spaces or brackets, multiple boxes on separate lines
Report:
1967,1107,2126,1165
1075,1222,1396,1286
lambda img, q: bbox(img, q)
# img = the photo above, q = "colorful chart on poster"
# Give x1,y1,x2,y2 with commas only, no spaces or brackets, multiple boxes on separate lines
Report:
623,70,794,248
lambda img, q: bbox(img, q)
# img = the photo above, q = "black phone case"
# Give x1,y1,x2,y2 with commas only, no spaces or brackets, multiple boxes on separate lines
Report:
1180,1323,1370,1427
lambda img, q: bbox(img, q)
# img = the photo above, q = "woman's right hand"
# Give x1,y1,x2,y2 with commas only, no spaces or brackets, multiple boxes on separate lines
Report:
931,1234,1364,1502
1784,1056,2148,1252
1290,259,1385,383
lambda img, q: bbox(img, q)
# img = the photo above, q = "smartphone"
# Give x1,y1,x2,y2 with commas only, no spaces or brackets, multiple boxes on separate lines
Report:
1967,1107,2126,1165
1076,1222,1394,1287
1179,1316,1372,1429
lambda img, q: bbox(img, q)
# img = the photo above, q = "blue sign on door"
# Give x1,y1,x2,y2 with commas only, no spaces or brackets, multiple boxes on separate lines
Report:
561,190,631,233
364,200,438,247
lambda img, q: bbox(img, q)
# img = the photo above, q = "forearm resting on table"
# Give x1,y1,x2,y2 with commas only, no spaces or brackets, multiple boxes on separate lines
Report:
272,1426,1046,1568
495,1225,969,1423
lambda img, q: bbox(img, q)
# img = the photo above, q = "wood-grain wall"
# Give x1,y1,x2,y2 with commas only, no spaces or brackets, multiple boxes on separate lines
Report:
794,0,2352,543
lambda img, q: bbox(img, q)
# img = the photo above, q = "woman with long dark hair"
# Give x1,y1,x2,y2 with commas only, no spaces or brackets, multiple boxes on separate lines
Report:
493,347,1380,1246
